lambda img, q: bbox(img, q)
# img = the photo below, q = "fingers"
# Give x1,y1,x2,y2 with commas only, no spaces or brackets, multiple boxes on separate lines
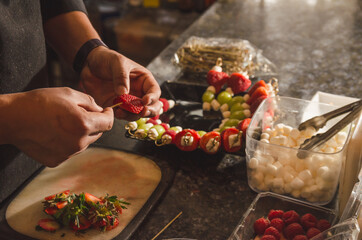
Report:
86,107,114,135
76,92,103,112
111,57,130,96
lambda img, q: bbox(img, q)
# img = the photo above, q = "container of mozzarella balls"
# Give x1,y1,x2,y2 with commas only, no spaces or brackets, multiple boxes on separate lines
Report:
246,96,352,205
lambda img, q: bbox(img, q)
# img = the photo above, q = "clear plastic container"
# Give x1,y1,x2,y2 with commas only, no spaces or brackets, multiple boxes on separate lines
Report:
246,96,352,205
228,192,337,240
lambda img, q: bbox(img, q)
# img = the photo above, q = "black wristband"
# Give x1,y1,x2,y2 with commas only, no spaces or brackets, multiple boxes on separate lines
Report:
73,39,108,74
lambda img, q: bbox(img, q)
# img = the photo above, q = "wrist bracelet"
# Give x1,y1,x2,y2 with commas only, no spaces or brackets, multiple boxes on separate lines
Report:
73,39,108,74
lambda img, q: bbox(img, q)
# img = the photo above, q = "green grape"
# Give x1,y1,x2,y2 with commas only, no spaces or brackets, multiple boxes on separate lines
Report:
170,126,182,133
136,118,148,125
219,126,231,133
224,119,240,127
149,125,166,140
230,103,244,113
197,130,207,137
230,110,246,120
138,123,152,132
228,96,245,108
217,91,233,105
202,91,215,103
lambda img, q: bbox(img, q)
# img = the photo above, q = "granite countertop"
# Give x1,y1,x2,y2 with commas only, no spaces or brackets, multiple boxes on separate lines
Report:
129,0,362,239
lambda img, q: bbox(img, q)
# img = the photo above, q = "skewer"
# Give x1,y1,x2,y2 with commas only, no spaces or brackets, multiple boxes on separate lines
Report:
109,102,123,108
151,211,183,240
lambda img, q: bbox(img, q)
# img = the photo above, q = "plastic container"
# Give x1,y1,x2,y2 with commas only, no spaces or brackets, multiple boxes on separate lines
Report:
228,192,337,240
245,96,352,205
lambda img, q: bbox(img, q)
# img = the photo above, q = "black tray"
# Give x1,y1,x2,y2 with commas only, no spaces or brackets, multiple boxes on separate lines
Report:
0,120,176,240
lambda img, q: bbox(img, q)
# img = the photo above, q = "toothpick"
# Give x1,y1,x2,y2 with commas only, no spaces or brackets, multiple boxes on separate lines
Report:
109,102,123,108
151,211,183,240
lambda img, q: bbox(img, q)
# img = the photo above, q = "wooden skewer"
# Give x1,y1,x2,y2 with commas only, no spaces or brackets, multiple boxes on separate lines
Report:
109,102,123,108
151,211,183,240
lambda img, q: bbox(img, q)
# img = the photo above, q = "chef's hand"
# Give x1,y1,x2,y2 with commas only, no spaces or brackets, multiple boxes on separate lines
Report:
79,47,162,121
2,87,113,167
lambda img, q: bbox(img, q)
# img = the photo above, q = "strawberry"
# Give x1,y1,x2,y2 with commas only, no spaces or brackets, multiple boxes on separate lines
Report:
270,218,284,232
261,236,276,240
292,235,308,240
92,216,119,231
283,210,300,226
247,86,269,105
70,215,91,231
159,98,170,112
207,70,229,92
175,129,201,151
264,226,280,240
147,118,159,125
248,80,268,96
160,123,170,131
106,216,119,231
151,115,160,120
268,210,284,221
284,223,304,240
254,217,270,235
300,213,317,230
44,206,58,215
84,192,102,204
250,95,268,114
160,129,177,145
44,190,70,201
56,201,69,209
221,128,243,153
113,94,144,114
306,227,321,239
237,118,251,141
227,72,251,94
37,218,60,232
316,219,331,232
199,131,221,154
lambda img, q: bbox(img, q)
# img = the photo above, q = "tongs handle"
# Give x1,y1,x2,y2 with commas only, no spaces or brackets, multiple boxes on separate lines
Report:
297,99,362,159
299,99,362,131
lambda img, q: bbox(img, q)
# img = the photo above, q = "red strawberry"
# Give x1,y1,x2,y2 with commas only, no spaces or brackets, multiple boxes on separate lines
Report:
284,223,305,240
106,216,119,231
93,216,119,231
306,227,321,239
254,217,270,235
300,213,318,230
268,210,284,221
56,201,69,209
199,131,221,154
44,206,58,215
159,98,170,112
264,226,281,240
175,129,200,151
147,118,158,125
270,218,284,232
84,192,102,204
44,190,70,201
261,236,276,240
221,128,243,153
292,235,308,240
160,129,177,145
247,86,269,105
207,70,229,92
237,118,251,141
283,210,300,226
113,94,144,114
160,123,170,131
250,95,268,114
37,218,60,232
70,215,91,231
151,115,160,120
316,219,331,232
248,80,268,96
227,72,251,94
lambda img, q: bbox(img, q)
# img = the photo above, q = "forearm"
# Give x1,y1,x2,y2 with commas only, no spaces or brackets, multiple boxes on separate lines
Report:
0,93,21,145
43,11,100,66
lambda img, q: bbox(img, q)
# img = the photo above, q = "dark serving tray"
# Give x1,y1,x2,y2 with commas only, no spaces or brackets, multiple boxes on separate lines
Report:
0,120,176,240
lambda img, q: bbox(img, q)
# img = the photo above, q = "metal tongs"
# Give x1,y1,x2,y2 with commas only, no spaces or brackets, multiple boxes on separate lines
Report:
297,99,362,159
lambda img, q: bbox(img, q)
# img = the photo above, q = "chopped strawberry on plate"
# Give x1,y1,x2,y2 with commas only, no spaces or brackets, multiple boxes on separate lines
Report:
37,218,60,232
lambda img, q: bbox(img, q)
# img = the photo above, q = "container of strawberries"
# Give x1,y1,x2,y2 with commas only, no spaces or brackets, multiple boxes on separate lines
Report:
228,192,336,240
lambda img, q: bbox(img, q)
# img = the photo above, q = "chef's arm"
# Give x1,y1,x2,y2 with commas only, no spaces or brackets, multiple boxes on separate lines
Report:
43,11,102,68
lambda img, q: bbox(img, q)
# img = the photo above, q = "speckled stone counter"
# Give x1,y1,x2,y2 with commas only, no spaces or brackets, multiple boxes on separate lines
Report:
130,0,362,239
